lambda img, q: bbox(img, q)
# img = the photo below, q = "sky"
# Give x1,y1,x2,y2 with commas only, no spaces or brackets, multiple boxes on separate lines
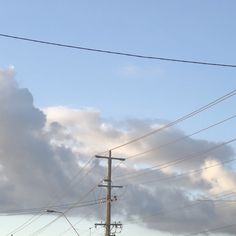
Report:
0,1,236,235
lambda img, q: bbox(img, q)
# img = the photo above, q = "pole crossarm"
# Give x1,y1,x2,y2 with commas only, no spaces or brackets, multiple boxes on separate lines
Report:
95,223,123,227
95,155,125,161
98,184,123,188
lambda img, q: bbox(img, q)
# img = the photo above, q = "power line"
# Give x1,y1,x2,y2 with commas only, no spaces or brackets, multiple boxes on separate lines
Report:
183,222,236,236
134,155,236,186
92,141,236,235
57,191,122,236
114,137,236,185
0,197,107,216
5,188,103,235
125,113,236,161
114,137,236,182
27,188,97,236
124,195,236,236
0,33,236,68
5,213,44,236
5,157,96,236
27,176,105,236
112,113,236,176
7,153,108,235
106,89,236,152
112,142,236,233
113,139,236,186
125,190,236,225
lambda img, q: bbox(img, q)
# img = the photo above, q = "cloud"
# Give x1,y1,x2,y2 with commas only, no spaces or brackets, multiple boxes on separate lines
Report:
201,159,236,194
44,107,236,235
0,67,236,235
0,67,80,209
120,64,161,78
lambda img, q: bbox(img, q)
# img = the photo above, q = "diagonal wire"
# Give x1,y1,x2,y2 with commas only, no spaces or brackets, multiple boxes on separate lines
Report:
5,156,96,236
114,137,236,183
112,113,236,177
107,89,236,152
183,223,236,236
126,113,236,161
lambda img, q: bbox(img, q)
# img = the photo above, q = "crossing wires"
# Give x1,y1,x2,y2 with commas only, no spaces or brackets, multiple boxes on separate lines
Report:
105,88,236,152
4,156,96,236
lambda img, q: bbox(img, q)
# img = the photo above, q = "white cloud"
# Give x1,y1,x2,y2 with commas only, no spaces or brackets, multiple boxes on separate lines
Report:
201,159,236,194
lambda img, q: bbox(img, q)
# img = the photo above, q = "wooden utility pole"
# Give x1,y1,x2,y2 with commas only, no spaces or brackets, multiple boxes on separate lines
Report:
95,150,125,236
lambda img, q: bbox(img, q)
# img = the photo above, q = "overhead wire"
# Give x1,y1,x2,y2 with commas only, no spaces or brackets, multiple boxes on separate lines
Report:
109,89,236,186
6,149,110,235
107,88,236,152
5,156,96,236
27,184,100,236
113,137,236,183
112,140,236,234
1,33,236,234
5,213,45,236
27,171,119,236
0,197,107,216
57,193,121,236
125,189,236,225
110,153,236,234
126,113,236,161
126,200,236,236
1,33,236,68
56,175,122,235
183,223,236,236
111,113,236,177
6,114,232,234
132,154,236,186
1,31,236,236
100,91,236,234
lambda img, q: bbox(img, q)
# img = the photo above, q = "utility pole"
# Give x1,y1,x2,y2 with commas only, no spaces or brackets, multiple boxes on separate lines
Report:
95,150,125,236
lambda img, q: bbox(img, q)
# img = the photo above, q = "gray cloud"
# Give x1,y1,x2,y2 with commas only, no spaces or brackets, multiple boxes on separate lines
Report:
0,68,80,210
0,67,236,235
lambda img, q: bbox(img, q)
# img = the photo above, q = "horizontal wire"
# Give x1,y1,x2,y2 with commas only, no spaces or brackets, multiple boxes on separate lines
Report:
1,33,236,68
57,194,121,236
0,197,107,216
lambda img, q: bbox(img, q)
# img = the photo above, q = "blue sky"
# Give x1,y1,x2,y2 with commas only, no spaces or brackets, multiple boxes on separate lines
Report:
1,0,236,120
0,1,236,236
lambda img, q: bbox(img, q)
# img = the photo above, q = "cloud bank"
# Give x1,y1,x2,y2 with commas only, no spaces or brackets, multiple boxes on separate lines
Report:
0,67,236,235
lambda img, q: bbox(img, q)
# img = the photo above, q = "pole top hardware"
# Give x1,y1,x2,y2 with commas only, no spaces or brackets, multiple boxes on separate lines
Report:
95,155,125,161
